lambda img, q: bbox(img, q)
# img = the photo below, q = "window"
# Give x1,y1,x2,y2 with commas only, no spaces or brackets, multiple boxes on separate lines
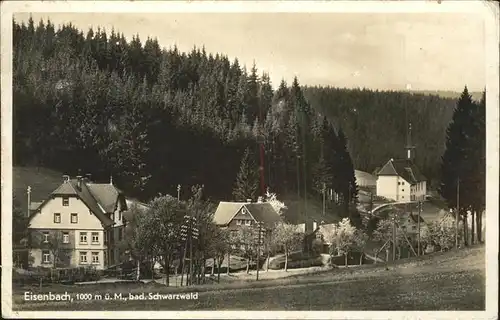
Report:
241,209,246,215
245,220,251,226
91,232,99,244
398,182,401,185
110,213,114,221
62,197,69,206
43,232,49,243
402,189,404,192
118,211,122,222
402,196,404,199
118,228,123,241
236,220,242,225
71,213,78,224
42,250,50,263
412,226,417,230
63,232,69,244
91,252,99,264
53,213,61,223
79,251,88,264
80,232,88,243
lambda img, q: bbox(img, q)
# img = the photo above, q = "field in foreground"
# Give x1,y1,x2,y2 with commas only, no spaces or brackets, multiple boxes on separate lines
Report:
12,245,485,311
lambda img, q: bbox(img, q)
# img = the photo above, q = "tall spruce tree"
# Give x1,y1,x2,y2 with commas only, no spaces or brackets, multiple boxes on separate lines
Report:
232,147,259,201
439,86,476,245
312,116,334,196
335,127,360,226
462,91,486,243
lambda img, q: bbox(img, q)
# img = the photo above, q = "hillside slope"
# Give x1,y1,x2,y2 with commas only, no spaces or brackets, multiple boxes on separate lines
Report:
13,166,65,214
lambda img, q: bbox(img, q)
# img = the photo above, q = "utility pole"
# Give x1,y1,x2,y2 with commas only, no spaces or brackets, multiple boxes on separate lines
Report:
255,222,263,281
27,186,32,218
322,183,326,216
417,201,421,256
188,216,198,286
392,213,396,261
180,217,188,286
455,177,460,248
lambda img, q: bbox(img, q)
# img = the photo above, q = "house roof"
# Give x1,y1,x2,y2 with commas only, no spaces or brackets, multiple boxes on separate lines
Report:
355,170,377,186
32,179,117,227
87,183,122,213
213,202,246,225
377,159,426,184
244,203,282,228
213,201,281,228
29,201,43,211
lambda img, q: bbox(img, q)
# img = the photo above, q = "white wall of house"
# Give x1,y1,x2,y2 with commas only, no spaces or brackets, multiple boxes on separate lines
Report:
377,176,416,202
397,178,411,202
29,195,107,270
376,176,399,201
29,196,104,230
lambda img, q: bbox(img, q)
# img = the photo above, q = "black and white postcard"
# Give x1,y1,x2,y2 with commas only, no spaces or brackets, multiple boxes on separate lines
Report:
1,1,499,319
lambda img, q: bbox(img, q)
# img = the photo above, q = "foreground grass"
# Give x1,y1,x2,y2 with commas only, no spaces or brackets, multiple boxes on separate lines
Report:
12,245,485,311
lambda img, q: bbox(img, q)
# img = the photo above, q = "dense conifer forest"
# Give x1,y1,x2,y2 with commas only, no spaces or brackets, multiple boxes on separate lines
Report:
13,17,465,211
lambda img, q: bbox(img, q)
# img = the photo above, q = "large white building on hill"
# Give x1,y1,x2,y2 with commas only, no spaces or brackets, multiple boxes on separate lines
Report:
375,123,427,202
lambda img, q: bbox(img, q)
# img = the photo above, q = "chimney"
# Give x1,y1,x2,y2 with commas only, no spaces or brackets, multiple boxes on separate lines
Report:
246,198,252,203
76,175,83,190
257,196,263,203
85,173,92,182
62,175,70,183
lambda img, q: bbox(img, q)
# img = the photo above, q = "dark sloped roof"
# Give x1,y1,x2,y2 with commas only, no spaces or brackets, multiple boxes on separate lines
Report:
213,202,246,225
46,179,114,227
87,183,121,213
213,202,282,228
244,203,282,228
52,181,78,195
377,159,426,184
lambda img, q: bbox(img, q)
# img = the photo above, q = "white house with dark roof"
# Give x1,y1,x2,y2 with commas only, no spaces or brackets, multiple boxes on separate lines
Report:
27,174,139,270
376,158,427,202
213,201,282,232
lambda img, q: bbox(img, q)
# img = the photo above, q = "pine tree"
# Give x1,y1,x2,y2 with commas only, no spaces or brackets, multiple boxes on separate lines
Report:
312,116,334,196
439,86,476,246
335,127,360,226
232,147,259,201
463,91,486,243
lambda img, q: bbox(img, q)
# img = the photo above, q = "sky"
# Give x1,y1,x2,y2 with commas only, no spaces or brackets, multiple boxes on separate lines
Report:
14,11,487,92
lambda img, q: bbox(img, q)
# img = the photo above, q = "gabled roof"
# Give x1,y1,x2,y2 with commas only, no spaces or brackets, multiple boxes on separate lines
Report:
32,179,116,227
377,159,426,184
244,203,282,228
87,183,122,213
213,202,247,226
213,201,281,228
29,201,43,211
